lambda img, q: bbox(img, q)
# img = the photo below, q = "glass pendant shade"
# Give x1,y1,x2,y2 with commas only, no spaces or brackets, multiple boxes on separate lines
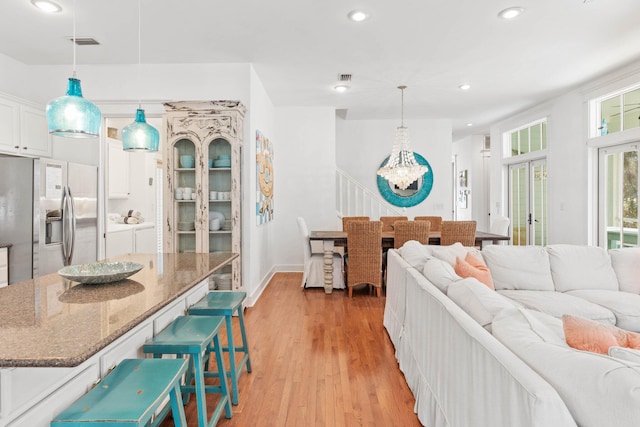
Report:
46,77,102,138
122,109,159,152
377,126,429,190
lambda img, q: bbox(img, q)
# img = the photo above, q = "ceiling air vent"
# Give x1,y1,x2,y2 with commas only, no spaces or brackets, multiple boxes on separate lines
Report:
338,74,352,82
67,37,100,46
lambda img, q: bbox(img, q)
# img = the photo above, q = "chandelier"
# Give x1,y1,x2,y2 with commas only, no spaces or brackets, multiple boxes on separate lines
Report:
377,85,428,190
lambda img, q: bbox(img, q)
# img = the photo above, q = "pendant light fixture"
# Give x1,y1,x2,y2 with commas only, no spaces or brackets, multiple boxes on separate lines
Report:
46,0,101,138
122,0,159,152
377,85,428,190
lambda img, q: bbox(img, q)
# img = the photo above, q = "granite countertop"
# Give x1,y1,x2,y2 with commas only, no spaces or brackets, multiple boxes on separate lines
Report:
0,252,237,368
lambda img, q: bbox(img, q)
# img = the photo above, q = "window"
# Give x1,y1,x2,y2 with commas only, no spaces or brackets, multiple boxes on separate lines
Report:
599,143,639,248
504,118,548,246
596,85,640,136
506,120,547,157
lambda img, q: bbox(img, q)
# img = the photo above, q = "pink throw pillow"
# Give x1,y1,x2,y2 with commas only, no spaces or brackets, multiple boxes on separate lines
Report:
454,253,494,290
562,314,640,354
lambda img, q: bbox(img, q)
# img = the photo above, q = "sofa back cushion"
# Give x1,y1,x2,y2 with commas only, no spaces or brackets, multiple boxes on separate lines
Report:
546,244,619,292
447,277,515,331
609,247,640,294
422,258,461,293
397,240,431,271
481,245,555,291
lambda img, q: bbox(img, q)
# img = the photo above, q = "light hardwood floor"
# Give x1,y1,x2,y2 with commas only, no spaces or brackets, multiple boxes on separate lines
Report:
161,272,422,427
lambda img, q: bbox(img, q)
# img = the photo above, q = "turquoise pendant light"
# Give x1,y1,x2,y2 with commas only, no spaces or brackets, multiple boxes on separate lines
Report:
122,0,159,152
47,77,101,137
122,108,159,151
46,0,101,138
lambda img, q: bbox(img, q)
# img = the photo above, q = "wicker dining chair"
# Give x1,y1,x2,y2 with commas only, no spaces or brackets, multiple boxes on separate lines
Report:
394,220,431,249
380,216,408,232
414,215,442,232
341,216,370,231
440,220,477,246
345,220,383,297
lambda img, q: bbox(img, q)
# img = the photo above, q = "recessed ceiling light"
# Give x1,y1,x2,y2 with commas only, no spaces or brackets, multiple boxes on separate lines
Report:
31,0,62,13
498,7,524,19
458,84,471,91
466,123,473,127
333,84,350,93
347,10,369,22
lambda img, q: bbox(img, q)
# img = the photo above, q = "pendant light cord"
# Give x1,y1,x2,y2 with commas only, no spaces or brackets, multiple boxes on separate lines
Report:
398,85,407,127
137,0,141,109
72,0,76,78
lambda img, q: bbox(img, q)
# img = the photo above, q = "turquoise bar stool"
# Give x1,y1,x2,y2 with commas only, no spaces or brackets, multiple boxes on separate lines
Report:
143,315,232,427
51,358,188,427
188,291,252,405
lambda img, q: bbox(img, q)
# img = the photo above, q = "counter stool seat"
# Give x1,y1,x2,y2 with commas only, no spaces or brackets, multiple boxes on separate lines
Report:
188,291,252,405
51,358,188,427
143,315,231,427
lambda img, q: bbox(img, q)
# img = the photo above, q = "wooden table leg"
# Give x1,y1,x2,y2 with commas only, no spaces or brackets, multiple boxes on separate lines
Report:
322,240,335,294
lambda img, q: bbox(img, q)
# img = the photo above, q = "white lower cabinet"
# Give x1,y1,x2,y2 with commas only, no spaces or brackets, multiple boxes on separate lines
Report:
134,227,156,253
106,226,156,258
105,229,134,258
0,248,8,288
0,281,208,427
6,363,100,427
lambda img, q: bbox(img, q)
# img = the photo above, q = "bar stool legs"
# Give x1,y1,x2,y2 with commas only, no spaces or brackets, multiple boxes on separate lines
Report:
143,315,232,427
189,291,252,405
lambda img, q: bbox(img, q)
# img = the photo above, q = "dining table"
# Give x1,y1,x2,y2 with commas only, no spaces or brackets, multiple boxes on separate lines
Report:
308,229,510,294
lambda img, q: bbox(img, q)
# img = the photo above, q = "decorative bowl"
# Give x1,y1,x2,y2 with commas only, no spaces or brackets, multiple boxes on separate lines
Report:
179,155,195,168
58,262,144,285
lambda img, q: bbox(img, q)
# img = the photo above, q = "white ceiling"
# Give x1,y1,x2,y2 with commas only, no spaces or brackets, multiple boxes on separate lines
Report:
1,0,640,139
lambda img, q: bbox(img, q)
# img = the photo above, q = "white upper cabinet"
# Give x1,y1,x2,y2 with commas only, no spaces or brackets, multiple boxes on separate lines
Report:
0,97,20,153
20,105,51,157
0,93,51,157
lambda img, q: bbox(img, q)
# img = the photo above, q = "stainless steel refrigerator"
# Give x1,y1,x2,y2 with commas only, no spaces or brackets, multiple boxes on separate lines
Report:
0,157,98,284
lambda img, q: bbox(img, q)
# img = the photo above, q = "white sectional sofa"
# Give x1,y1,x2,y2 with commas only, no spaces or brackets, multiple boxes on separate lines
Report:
384,243,640,427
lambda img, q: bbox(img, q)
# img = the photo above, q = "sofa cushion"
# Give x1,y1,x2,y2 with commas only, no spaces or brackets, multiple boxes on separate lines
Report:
454,252,494,290
546,244,619,292
447,277,515,332
481,245,555,291
493,308,640,427
429,242,481,266
565,290,640,332
609,247,640,294
422,258,461,293
608,346,640,364
497,290,616,324
398,240,431,271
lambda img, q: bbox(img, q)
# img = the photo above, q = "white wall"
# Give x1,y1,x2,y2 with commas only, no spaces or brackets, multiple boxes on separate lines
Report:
246,66,276,303
336,118,453,219
274,107,338,269
488,58,640,245
452,134,489,229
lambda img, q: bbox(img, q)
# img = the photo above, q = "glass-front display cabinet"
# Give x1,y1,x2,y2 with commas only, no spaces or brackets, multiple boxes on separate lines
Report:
163,101,246,290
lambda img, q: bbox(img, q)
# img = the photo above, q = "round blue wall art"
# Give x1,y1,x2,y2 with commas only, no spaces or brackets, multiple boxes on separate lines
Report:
376,152,434,207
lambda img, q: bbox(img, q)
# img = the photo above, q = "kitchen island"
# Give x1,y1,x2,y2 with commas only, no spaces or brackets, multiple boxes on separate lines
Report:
0,252,237,427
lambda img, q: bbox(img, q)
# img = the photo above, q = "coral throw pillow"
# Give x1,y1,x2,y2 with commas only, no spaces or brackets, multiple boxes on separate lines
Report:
562,314,640,354
454,253,494,290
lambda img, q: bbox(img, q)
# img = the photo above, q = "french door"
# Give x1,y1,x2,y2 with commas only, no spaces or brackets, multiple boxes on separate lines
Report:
509,159,547,246
599,143,639,249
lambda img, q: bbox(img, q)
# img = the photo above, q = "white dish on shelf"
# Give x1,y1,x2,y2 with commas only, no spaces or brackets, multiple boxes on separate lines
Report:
209,211,225,222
